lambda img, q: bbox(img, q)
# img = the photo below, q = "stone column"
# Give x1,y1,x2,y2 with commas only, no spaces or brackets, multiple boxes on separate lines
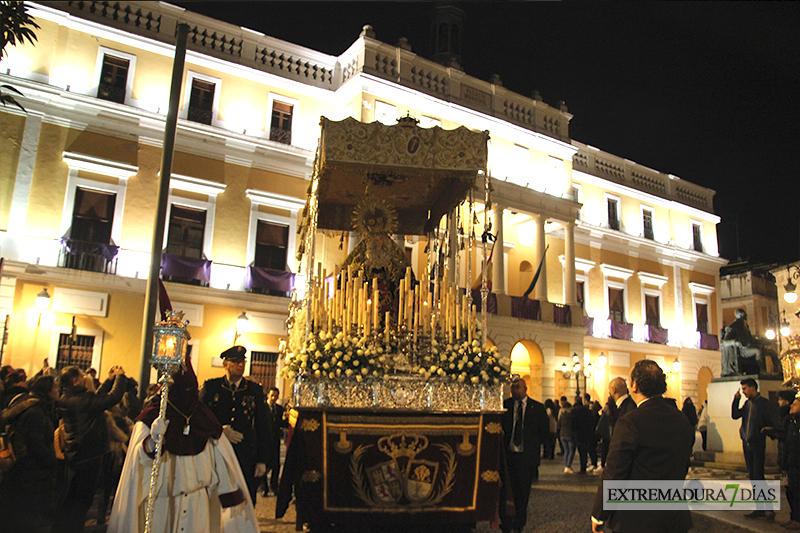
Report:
348,231,359,254
564,221,577,305
533,213,548,301
491,203,505,295
447,212,457,285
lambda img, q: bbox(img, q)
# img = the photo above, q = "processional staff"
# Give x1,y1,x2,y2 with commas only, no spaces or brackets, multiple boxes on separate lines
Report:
144,310,191,533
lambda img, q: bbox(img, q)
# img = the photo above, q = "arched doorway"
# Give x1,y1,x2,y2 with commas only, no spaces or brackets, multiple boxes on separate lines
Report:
697,366,713,406
510,339,544,401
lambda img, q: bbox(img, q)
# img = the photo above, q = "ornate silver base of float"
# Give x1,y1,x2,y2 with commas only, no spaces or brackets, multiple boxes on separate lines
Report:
293,374,503,411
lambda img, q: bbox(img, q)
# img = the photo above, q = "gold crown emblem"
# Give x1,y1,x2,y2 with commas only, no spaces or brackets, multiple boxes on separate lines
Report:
377,433,429,459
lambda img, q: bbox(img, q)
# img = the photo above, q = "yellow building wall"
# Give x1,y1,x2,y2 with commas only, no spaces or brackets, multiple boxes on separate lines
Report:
0,113,26,231
24,123,73,238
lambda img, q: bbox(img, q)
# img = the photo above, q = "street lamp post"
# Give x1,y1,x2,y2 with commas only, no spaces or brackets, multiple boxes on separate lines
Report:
766,310,792,353
783,265,800,304
561,353,592,397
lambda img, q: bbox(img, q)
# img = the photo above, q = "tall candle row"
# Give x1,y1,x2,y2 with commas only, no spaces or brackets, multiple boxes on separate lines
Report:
307,263,481,346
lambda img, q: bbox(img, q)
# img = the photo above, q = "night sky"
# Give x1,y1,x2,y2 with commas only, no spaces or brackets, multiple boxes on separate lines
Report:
172,1,800,267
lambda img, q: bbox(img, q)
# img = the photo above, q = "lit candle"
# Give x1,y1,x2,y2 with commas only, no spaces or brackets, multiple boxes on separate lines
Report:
398,279,405,327
373,286,379,331
384,311,391,344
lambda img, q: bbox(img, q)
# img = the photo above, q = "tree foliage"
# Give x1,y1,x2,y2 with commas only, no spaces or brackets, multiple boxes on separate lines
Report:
1,1,40,111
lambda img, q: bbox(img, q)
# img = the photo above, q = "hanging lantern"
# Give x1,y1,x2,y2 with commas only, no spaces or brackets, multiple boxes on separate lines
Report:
781,336,800,391
151,310,190,367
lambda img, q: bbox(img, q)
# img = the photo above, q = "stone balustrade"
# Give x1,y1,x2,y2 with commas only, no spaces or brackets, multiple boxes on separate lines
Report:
45,1,571,141
572,141,716,214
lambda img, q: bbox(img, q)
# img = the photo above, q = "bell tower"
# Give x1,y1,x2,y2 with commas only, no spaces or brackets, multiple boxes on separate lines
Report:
431,4,465,70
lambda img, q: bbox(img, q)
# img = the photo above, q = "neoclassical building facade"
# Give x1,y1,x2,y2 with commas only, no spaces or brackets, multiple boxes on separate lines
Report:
0,1,725,402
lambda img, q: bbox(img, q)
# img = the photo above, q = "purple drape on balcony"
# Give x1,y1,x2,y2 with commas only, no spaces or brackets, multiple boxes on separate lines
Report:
161,253,212,283
553,304,572,325
246,266,294,292
611,320,633,341
470,290,497,314
699,332,720,350
511,297,541,320
583,316,594,336
647,324,668,344
61,238,119,261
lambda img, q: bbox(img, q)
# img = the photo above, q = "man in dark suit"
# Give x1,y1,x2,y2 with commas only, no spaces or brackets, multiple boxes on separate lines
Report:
501,377,549,533
732,377,776,520
609,376,636,423
591,360,694,533
263,387,289,496
200,346,272,504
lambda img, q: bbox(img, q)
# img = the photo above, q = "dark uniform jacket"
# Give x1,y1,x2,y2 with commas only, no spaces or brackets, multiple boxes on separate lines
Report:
591,396,694,533
200,377,271,468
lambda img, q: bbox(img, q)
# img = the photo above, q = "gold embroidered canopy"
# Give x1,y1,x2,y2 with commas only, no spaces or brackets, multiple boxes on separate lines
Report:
315,116,489,235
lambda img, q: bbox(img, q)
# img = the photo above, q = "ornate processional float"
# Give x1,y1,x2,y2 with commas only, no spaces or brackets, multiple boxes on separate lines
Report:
276,116,512,529
284,115,510,410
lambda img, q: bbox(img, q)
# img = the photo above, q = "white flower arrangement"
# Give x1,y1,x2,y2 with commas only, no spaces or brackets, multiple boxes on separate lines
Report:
281,330,387,382
421,339,510,385
281,331,509,385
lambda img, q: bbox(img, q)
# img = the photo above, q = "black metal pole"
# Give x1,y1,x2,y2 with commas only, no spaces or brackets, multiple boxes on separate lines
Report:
138,24,189,401
576,372,580,397
67,315,75,367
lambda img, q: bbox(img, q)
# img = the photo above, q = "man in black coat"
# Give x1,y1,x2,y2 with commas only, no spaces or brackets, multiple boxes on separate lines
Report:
732,377,777,520
591,360,694,533
200,346,271,504
55,365,127,533
500,377,549,533
263,387,289,496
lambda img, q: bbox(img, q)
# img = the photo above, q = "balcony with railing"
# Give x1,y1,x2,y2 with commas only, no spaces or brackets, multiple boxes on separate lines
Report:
57,238,119,275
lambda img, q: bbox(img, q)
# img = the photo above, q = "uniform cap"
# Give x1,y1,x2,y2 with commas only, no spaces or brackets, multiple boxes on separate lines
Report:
220,345,247,361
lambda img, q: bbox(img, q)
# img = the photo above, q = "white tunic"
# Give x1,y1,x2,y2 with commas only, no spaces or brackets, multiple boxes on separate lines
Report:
108,421,259,533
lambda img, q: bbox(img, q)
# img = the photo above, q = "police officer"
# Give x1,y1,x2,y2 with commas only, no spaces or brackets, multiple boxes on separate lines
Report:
200,346,271,503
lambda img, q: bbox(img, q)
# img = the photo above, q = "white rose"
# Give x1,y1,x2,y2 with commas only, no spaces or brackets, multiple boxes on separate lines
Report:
471,376,479,384
361,367,368,375
314,370,321,378
345,369,353,377
356,375,363,382
353,359,360,367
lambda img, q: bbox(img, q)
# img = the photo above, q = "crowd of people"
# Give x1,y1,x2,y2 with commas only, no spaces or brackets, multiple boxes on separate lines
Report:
0,351,795,533
503,368,791,533
0,346,289,533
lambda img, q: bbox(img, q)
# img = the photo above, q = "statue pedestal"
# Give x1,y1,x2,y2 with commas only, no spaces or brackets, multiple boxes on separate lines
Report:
705,375,782,468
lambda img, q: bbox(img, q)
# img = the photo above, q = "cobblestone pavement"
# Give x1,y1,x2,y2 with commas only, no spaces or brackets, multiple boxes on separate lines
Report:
252,458,790,533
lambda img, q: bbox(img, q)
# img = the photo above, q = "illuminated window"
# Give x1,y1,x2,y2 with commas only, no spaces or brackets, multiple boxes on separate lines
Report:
692,221,703,252
249,351,279,392
254,220,289,271
577,281,585,310
606,196,620,231
166,205,206,259
97,55,129,104
645,294,660,326
608,287,625,322
70,188,116,245
56,333,95,371
642,208,654,240
270,101,293,144
188,78,215,125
